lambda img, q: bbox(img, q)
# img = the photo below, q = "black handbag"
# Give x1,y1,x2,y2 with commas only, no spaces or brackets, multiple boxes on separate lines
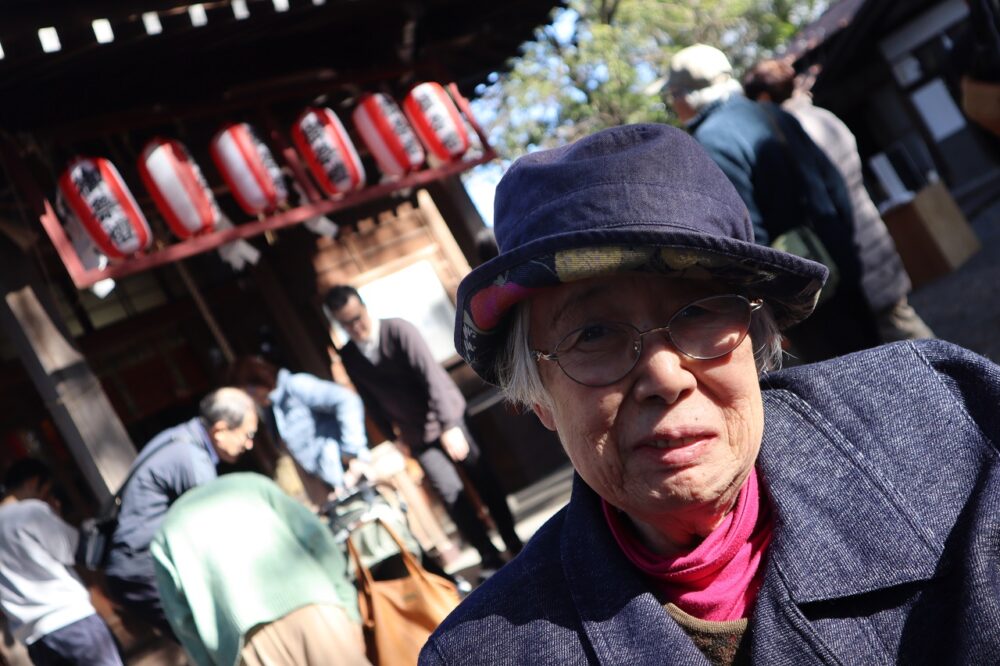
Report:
77,502,121,571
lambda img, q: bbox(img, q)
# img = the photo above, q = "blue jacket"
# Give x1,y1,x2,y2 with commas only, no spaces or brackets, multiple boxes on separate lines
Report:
106,418,218,583
269,369,369,489
691,95,863,286
421,340,1000,664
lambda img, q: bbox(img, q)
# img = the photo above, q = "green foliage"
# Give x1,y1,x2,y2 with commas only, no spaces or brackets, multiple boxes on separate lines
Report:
474,0,827,158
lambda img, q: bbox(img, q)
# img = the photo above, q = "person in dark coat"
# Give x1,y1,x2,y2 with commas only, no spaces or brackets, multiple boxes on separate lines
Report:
742,58,934,343
420,123,1000,665
324,286,523,572
664,43,881,362
104,387,258,637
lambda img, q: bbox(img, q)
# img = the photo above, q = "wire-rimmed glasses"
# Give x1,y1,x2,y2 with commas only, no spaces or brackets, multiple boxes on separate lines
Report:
533,294,763,387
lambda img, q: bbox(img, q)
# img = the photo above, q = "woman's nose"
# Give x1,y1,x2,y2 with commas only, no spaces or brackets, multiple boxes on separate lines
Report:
630,332,696,405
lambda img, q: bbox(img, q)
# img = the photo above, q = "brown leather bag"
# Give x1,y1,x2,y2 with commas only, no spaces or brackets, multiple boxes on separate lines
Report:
346,518,460,665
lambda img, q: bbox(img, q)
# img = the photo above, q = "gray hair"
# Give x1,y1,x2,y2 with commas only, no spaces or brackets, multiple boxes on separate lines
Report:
680,79,744,115
199,387,256,428
496,298,784,410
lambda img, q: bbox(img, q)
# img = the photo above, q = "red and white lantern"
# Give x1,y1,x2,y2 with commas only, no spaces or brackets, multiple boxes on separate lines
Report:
210,122,287,215
57,157,152,260
138,138,221,240
403,82,470,162
291,107,366,196
352,93,425,178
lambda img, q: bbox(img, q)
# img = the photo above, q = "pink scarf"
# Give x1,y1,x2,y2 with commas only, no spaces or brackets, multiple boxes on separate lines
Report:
602,468,773,621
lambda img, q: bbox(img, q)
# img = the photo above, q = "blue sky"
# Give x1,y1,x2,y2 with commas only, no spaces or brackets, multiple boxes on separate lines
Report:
461,7,580,226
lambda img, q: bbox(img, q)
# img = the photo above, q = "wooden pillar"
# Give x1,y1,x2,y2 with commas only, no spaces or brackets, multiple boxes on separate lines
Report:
0,239,135,503
0,133,135,502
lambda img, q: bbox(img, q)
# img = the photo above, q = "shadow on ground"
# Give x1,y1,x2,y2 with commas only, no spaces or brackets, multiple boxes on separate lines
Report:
908,205,1000,362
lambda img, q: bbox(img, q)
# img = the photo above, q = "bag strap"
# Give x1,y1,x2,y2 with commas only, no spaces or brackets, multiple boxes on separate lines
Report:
760,103,819,233
346,528,377,631
105,423,196,517
346,517,435,588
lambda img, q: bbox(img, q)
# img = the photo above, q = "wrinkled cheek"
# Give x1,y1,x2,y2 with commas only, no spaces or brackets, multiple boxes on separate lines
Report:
549,389,626,496
559,430,624,497
733,399,764,457
589,436,628,492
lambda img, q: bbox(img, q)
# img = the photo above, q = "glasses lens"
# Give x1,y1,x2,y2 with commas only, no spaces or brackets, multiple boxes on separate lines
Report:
669,295,752,359
555,322,638,386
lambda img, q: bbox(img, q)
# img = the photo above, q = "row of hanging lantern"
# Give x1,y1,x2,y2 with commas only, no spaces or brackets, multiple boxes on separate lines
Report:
55,83,473,274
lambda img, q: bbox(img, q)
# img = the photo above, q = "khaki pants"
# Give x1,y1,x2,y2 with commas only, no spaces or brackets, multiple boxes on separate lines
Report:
240,604,371,666
368,442,454,556
876,297,935,343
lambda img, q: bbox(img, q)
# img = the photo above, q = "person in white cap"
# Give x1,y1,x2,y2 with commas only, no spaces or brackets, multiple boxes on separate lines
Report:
665,43,881,362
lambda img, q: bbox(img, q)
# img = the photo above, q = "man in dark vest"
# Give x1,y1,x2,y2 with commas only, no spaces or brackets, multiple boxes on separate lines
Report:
325,285,522,574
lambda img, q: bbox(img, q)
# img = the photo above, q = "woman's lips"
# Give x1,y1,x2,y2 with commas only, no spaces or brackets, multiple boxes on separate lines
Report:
633,434,714,467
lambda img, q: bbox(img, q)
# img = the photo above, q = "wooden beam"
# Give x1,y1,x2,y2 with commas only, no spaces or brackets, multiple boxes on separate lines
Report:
0,131,136,481
38,64,407,144
416,188,471,285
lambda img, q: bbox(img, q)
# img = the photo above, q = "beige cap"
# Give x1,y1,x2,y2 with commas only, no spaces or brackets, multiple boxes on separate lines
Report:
666,44,734,93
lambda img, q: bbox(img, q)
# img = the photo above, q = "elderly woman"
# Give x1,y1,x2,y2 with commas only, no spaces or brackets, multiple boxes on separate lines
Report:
420,124,1000,664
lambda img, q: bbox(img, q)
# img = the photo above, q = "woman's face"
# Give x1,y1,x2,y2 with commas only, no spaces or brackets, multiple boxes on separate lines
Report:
529,273,764,543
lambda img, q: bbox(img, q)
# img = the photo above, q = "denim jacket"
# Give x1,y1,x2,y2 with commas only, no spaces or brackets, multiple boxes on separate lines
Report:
269,369,369,489
421,340,1000,664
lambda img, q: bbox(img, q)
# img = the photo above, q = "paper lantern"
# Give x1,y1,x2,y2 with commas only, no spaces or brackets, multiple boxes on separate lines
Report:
403,82,470,162
352,93,425,178
291,107,366,196
138,138,221,240
210,122,287,215
57,157,152,260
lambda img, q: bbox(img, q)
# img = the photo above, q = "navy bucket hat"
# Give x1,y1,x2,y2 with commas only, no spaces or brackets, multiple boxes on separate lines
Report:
455,123,827,384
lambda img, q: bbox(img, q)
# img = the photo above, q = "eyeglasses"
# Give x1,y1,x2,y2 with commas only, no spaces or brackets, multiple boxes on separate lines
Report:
242,429,256,442
336,314,364,328
533,294,763,387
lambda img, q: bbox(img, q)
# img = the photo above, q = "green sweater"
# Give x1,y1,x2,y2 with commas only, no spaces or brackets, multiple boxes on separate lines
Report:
151,473,359,666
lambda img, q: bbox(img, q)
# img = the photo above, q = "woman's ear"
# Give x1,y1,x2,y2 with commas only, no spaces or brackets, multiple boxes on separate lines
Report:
532,402,556,431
